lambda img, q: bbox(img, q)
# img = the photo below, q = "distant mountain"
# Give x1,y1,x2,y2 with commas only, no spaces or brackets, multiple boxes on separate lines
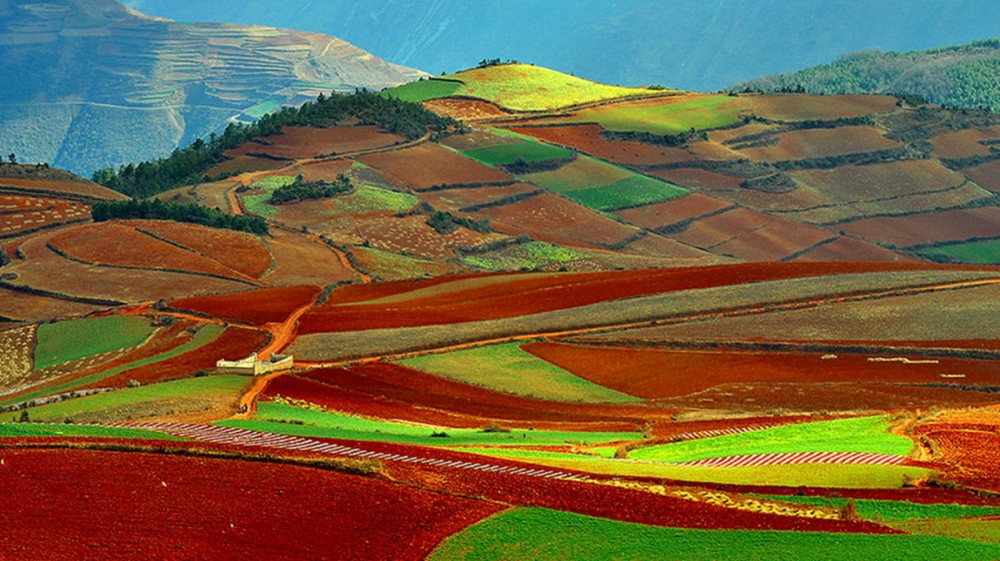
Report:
0,0,425,175
123,0,1000,92
730,40,1000,112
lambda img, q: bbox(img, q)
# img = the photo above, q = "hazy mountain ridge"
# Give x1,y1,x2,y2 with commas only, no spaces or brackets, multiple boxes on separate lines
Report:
0,0,426,175
730,39,1000,112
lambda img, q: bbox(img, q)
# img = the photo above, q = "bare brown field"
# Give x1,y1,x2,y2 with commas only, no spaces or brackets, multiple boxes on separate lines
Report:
0,177,126,200
707,123,781,144
245,125,404,159
647,168,744,190
963,160,1000,193
417,182,540,213
623,234,710,259
787,160,969,204
737,94,898,121
285,159,354,183
125,220,273,278
0,194,89,237
615,194,735,230
838,207,1000,247
261,228,356,285
735,126,900,162
353,246,458,281
792,237,912,263
422,98,508,120
0,287,100,323
930,128,996,159
687,140,745,161
207,154,288,176
357,143,512,190
671,208,776,248
356,214,508,260
511,124,693,165
709,220,834,261
0,325,36,393
481,193,640,248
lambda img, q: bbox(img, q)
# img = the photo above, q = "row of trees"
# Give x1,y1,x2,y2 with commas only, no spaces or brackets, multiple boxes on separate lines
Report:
270,173,352,205
92,90,461,198
91,199,268,235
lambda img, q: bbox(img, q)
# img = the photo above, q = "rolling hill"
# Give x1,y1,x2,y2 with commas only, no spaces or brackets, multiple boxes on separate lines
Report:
730,39,1000,112
0,0,425,176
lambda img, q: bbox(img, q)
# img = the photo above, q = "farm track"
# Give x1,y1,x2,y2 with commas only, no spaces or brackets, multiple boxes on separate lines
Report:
115,422,591,481
296,276,1000,367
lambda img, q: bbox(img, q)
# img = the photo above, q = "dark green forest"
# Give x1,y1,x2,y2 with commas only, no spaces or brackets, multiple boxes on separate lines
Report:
91,199,268,235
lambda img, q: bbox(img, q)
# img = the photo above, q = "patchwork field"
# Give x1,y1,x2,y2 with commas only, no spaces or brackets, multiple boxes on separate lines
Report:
549,94,745,134
357,143,512,189
511,124,692,165
839,207,1000,248
0,194,89,238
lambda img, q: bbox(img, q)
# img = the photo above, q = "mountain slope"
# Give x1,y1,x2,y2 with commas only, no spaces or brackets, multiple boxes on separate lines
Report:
729,39,1000,111
0,0,426,175
123,0,1000,92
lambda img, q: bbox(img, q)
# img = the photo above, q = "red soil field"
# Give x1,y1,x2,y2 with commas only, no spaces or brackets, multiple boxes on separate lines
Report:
738,94,898,121
0,195,89,237
350,213,507,260
124,220,272,278
357,143,512,190
647,168,745,190
170,285,321,326
915,425,1000,491
963,159,1000,193
623,233,711,259
5,226,250,303
708,123,782,144
709,219,834,261
270,365,647,430
0,287,99,324
511,124,692,165
49,222,259,283
736,126,900,162
260,229,356,285
0,448,498,561
930,129,995,159
299,262,959,333
522,342,1000,400
418,182,540,213
0,177,127,200
243,125,404,159
838,207,1000,247
481,192,639,248
285,159,354,183
787,160,968,204
792,236,912,263
616,194,734,230
208,154,291,177
89,327,270,388
671,207,782,248
423,98,508,120
322,273,489,305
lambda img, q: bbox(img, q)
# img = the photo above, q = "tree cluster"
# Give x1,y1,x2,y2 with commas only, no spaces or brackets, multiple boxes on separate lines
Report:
92,90,460,198
91,199,268,235
477,58,519,68
426,210,491,235
270,173,352,205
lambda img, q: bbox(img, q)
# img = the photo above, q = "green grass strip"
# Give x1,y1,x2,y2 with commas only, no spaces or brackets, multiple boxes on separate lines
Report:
563,94,743,134
916,238,1000,265
0,422,184,441
630,416,912,462
398,342,639,403
3,324,224,407
463,141,573,166
429,507,1000,561
751,494,1000,522
461,241,589,272
13,375,248,423
34,316,155,371
565,175,688,211
219,402,639,447
380,79,462,103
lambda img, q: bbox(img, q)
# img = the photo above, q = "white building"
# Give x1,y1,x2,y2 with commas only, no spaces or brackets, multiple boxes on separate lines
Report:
216,353,293,375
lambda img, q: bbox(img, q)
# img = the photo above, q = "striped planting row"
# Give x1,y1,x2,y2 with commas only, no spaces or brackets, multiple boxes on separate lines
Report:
115,422,589,481
670,451,906,468
668,425,774,443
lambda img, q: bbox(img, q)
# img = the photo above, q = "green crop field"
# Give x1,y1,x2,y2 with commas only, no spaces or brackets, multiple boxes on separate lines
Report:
752,495,1000,522
0,422,183,441
352,246,451,280
462,140,573,167
559,94,745,134
3,324,224,407
890,518,1000,544
916,238,1000,265
461,242,589,272
429,508,1000,561
565,175,688,211
398,342,638,403
522,156,632,193
15,375,249,423
381,79,462,103
443,64,661,111
34,316,155,371
629,416,912,463
219,401,640,447
243,175,298,216
458,449,932,488
244,98,283,119
333,185,418,214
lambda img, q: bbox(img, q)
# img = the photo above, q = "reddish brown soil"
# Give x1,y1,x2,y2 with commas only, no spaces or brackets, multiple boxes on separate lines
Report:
0,287,99,324
914,424,1000,491
737,126,900,162
285,159,354,183
243,126,404,159
481,192,639,248
418,182,540,213
670,207,833,260
511,124,692,165
261,228,356,285
272,364,650,430
624,234,710,258
207,155,289,176
930,129,995,159
962,160,1000,193
788,160,968,204
88,327,270,388
357,144,512,190
523,342,1000,400
0,195,89,237
134,220,272,278
0,448,498,561
647,168,745,190
423,98,508,120
738,94,898,121
170,286,321,326
0,177,126,200
49,222,258,282
299,262,964,333
839,208,1000,247
616,194,734,230
793,237,912,263
322,273,490,305
347,213,507,260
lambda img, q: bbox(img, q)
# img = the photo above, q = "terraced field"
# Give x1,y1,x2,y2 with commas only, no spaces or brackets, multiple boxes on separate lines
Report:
550,94,745,134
